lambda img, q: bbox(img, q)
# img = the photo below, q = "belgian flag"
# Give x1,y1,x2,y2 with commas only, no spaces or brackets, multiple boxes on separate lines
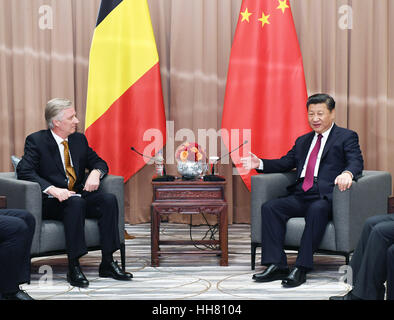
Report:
85,0,166,182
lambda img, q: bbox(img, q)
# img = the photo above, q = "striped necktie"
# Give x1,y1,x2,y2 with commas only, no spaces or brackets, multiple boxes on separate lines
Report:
61,140,77,191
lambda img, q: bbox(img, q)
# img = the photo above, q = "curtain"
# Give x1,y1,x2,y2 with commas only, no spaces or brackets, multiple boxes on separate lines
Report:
1,0,393,225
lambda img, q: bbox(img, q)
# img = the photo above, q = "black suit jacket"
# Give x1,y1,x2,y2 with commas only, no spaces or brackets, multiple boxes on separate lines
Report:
17,130,108,195
258,124,364,201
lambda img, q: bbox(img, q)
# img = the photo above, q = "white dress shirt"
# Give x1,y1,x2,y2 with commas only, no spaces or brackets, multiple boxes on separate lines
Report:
51,130,75,168
43,130,74,194
300,123,334,178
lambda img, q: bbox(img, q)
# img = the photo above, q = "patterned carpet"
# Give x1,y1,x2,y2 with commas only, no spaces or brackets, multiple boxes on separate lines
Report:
23,223,350,300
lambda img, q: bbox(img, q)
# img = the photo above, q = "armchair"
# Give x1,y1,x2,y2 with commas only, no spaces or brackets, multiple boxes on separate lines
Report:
250,170,392,270
0,172,126,270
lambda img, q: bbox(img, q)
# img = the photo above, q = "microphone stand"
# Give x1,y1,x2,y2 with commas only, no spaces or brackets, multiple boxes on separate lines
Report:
203,140,248,182
130,147,175,182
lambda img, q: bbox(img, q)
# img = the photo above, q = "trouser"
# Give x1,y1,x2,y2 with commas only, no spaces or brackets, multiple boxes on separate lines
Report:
42,192,120,261
0,209,35,293
350,214,394,300
260,182,331,270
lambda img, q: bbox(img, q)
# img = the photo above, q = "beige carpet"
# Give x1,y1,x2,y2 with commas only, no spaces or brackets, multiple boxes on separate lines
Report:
23,223,350,300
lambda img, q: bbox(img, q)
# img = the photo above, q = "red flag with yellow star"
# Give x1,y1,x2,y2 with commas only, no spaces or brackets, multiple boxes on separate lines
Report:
221,0,310,190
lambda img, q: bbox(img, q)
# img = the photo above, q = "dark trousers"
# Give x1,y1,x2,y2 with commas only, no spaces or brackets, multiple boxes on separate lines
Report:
0,209,35,293
42,192,120,261
260,182,331,270
350,214,394,300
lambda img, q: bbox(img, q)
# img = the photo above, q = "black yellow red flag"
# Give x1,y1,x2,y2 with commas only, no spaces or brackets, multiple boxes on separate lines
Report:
85,0,166,181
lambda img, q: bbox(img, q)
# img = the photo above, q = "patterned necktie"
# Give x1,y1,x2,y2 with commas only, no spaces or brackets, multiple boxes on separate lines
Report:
302,134,323,192
61,140,77,191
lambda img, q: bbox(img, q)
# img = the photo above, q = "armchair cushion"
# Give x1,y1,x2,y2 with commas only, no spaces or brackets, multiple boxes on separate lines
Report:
284,219,336,251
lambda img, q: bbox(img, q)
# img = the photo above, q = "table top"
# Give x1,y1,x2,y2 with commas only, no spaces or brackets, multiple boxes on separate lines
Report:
152,177,226,186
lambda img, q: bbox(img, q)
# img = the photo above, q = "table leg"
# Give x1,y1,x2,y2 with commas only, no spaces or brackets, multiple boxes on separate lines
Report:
219,205,228,266
151,206,160,267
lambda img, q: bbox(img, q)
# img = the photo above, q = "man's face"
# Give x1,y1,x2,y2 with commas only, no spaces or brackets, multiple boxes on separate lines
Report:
307,103,335,134
53,107,79,138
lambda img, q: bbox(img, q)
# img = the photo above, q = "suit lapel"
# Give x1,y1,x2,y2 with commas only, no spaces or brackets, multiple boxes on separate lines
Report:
297,131,315,177
45,130,66,176
320,123,338,161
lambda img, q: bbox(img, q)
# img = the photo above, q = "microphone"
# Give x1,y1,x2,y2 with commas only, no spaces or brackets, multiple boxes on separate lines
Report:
130,147,175,181
203,140,248,181
214,140,248,165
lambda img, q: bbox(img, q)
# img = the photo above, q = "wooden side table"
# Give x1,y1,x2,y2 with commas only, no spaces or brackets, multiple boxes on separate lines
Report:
151,180,228,266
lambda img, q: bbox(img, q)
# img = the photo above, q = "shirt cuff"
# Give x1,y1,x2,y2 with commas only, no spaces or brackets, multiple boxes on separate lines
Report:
342,170,353,179
258,159,264,171
43,186,52,195
94,169,105,179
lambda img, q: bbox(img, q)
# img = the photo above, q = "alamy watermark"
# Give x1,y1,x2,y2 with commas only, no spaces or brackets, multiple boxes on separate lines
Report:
338,265,353,287
38,5,53,30
38,265,53,287
338,4,353,30
37,4,353,31
142,121,251,174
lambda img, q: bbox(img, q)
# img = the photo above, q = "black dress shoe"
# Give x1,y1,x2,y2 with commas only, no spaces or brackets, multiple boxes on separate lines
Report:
99,260,133,281
2,290,34,300
329,290,361,300
281,267,307,288
253,264,290,282
67,265,89,288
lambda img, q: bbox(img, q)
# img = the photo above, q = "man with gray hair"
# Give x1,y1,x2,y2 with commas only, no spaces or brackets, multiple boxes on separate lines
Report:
17,98,132,288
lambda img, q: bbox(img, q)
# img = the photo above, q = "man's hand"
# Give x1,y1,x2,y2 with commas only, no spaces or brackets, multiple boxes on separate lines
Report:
240,152,261,170
47,186,75,202
83,169,101,192
334,171,353,192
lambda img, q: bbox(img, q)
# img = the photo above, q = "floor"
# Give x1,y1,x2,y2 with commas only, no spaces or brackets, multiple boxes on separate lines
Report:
23,223,350,300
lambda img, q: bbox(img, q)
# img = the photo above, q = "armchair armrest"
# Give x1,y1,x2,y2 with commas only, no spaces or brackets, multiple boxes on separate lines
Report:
99,174,125,243
332,170,392,252
0,173,42,253
251,172,297,243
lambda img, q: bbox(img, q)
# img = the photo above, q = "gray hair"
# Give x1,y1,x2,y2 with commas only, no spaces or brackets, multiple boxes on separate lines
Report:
45,98,73,129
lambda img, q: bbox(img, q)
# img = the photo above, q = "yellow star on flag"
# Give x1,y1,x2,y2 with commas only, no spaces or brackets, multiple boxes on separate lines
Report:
240,8,253,22
258,12,270,28
277,0,289,14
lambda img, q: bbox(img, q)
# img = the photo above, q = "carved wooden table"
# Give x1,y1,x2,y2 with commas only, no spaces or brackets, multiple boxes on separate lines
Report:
151,180,228,266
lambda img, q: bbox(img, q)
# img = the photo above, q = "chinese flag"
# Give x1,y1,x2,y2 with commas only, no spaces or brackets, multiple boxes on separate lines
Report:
221,0,310,191
85,0,166,182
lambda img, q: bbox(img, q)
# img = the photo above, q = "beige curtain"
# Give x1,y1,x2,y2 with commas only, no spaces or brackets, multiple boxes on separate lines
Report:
1,0,393,225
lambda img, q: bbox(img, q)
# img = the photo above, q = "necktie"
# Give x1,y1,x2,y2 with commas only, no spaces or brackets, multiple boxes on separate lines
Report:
61,140,77,191
302,134,323,192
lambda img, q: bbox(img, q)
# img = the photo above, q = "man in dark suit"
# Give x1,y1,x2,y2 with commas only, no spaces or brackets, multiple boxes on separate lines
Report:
17,98,132,288
241,93,364,287
330,214,394,300
0,209,35,300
